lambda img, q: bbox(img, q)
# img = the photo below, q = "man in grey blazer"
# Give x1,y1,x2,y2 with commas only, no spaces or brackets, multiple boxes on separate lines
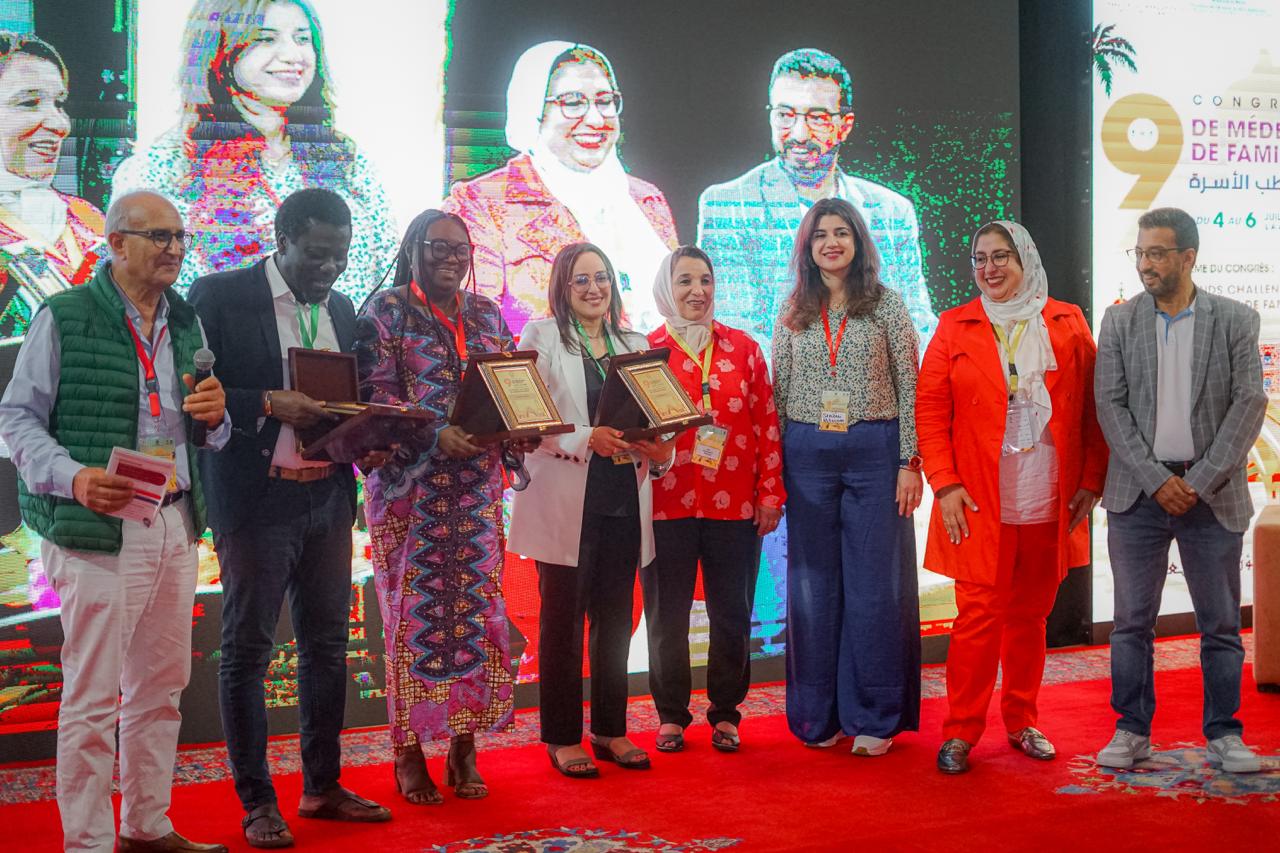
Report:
1094,207,1266,773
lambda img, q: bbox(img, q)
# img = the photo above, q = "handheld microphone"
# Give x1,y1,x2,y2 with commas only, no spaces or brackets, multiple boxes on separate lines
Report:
190,348,216,448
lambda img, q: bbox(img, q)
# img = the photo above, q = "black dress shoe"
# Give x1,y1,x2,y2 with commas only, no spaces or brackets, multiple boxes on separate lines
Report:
1008,726,1056,760
117,831,229,853
937,738,971,774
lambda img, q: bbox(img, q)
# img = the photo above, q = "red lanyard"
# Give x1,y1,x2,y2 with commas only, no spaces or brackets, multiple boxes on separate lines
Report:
125,317,168,418
412,282,466,361
822,311,848,378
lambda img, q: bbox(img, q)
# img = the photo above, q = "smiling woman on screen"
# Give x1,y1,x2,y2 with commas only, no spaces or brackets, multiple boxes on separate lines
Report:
443,40,678,335
110,0,396,302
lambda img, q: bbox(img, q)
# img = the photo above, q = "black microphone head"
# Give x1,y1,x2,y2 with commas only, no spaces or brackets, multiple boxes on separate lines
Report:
193,348,216,372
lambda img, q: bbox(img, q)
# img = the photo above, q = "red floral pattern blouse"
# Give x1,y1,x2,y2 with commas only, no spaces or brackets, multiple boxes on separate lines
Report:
648,322,786,521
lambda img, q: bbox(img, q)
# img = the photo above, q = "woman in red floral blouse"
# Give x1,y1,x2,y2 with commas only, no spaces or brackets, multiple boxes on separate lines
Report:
642,246,786,753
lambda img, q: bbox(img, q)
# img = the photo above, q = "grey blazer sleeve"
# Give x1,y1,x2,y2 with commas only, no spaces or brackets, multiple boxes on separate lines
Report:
1184,306,1266,496
1093,304,1172,497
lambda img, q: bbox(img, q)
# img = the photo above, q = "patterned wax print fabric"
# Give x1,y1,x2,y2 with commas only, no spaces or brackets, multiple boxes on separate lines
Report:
111,129,398,304
355,288,516,744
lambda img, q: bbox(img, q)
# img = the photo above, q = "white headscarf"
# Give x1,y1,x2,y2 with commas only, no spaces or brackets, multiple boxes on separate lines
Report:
504,40,669,332
977,220,1056,425
653,248,713,353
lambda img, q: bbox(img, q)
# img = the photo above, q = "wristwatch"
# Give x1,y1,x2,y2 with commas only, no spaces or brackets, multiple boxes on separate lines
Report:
899,455,923,472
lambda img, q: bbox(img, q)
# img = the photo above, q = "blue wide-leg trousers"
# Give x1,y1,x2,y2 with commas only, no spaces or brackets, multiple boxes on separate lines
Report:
782,419,921,743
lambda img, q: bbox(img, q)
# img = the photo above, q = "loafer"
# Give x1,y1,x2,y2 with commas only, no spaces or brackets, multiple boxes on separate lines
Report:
117,832,229,853
851,735,893,757
1096,730,1151,769
1008,726,1056,761
1207,734,1262,773
937,738,971,774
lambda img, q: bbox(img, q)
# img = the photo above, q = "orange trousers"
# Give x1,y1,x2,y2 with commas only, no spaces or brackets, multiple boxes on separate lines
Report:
942,521,1061,744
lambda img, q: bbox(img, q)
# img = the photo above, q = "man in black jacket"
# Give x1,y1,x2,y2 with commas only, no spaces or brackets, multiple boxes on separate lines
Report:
190,189,391,848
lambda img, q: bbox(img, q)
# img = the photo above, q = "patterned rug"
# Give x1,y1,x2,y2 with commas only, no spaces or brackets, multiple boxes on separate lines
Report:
0,634,1248,805
1059,742,1280,804
428,828,741,852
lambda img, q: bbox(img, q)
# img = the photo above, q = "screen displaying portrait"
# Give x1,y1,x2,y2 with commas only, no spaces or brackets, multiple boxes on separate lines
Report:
1091,0,1278,621
0,0,1019,754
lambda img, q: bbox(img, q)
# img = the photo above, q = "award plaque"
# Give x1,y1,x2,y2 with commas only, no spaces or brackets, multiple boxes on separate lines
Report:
596,348,712,441
288,347,435,463
450,350,574,444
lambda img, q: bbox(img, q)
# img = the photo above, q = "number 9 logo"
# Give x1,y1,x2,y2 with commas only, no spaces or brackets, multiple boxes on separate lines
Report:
1101,93,1183,210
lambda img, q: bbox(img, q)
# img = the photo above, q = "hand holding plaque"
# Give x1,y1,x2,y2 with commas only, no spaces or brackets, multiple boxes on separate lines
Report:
288,348,434,463
595,348,712,441
450,350,574,445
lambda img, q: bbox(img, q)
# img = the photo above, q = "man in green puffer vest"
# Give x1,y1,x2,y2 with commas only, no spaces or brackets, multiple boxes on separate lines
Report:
0,191,230,853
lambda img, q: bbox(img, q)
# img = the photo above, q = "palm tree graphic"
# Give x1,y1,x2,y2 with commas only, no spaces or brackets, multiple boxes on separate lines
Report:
1092,23,1137,97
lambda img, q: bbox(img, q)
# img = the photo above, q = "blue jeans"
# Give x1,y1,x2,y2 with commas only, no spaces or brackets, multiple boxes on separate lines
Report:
215,477,355,810
782,419,920,743
1107,495,1245,740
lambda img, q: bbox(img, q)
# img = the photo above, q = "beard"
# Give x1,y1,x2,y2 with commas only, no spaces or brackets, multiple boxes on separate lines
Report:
1140,266,1182,299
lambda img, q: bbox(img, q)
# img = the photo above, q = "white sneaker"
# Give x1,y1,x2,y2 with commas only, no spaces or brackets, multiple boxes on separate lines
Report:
1206,735,1261,773
1096,730,1151,769
803,733,843,749
852,735,893,756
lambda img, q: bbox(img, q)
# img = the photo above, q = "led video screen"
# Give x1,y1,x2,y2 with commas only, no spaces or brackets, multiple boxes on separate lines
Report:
0,0,1018,749
1091,0,1279,621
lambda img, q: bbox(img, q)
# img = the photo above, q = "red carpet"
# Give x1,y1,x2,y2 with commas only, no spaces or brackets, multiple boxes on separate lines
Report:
5,658,1280,851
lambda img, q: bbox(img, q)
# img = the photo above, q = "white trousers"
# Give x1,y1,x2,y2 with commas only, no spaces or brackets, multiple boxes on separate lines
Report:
42,501,198,852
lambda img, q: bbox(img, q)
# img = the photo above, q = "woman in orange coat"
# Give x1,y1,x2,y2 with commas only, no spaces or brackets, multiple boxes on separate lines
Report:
917,221,1107,774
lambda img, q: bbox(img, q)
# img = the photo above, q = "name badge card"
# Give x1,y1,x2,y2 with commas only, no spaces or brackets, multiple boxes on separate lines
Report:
1002,394,1037,455
138,435,179,492
819,390,850,433
691,425,729,469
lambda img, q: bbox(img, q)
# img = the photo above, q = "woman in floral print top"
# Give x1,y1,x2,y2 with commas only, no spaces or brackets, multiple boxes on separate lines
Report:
642,246,786,754
770,197,923,757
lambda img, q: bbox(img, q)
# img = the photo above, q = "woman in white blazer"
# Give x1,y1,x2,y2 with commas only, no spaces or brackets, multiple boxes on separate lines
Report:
509,241,673,779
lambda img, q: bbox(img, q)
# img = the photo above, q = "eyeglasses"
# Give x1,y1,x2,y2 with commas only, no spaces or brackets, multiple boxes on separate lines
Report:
1127,246,1188,263
545,91,623,119
970,250,1016,269
119,229,192,250
421,239,473,262
767,105,846,132
570,271,612,292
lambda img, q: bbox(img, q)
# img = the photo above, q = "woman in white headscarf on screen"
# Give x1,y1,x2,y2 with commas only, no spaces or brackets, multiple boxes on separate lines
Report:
442,39,678,336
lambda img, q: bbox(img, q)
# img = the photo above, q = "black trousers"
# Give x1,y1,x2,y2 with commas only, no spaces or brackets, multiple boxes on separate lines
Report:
215,477,354,810
537,510,641,745
640,517,760,728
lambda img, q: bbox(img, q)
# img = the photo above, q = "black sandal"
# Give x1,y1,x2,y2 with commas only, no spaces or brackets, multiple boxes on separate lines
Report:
591,736,651,770
711,725,741,753
547,744,599,778
655,727,685,753
446,734,489,798
243,803,294,849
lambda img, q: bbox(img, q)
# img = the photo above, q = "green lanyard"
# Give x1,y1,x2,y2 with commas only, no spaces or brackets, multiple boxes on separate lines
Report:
574,319,616,379
296,302,320,349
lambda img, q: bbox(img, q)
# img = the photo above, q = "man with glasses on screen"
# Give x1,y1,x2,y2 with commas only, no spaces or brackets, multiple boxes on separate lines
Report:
1094,207,1266,774
697,47,936,350
0,190,229,852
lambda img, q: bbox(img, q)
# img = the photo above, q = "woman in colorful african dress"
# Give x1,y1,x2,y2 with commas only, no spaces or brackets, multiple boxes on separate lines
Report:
355,209,519,804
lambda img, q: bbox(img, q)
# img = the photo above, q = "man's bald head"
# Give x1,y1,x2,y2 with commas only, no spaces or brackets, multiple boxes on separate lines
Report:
104,190,180,246
104,190,187,292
